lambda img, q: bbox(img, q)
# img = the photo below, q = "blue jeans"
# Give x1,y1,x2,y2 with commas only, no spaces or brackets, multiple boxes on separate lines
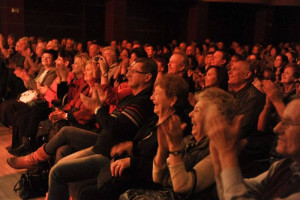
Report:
45,126,98,156
47,147,109,200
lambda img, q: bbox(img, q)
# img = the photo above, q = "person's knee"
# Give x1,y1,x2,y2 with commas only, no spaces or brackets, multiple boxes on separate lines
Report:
49,163,65,183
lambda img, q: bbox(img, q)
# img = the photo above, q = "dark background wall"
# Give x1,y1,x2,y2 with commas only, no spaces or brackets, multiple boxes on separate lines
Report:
0,0,299,45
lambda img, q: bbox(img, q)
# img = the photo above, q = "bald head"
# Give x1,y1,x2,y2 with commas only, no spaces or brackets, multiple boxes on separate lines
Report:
285,98,300,124
228,61,253,92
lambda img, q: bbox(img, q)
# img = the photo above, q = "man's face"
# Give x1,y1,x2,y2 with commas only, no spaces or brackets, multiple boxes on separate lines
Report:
228,62,248,86
126,62,147,89
274,100,300,160
103,49,116,66
186,46,195,56
281,67,295,84
211,51,225,66
55,56,66,70
168,54,184,74
72,57,84,75
66,39,73,49
88,44,99,58
146,46,155,58
19,39,28,51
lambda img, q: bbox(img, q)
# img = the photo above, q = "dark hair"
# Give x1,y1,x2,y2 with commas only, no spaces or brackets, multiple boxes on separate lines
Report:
187,55,198,70
155,74,189,111
131,47,147,58
205,65,229,91
152,55,168,74
276,54,288,67
135,57,158,84
43,49,58,60
216,50,230,66
58,50,75,69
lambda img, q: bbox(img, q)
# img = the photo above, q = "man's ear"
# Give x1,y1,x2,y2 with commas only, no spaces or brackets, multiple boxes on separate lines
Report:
179,65,186,73
244,71,252,80
220,59,226,66
64,61,70,68
170,96,177,107
144,73,153,83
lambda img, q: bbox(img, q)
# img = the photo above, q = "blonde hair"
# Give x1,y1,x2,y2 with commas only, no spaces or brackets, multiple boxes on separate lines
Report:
74,54,90,70
196,87,235,123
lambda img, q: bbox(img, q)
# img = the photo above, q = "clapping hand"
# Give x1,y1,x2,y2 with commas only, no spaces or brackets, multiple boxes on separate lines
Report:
80,84,107,111
206,104,244,172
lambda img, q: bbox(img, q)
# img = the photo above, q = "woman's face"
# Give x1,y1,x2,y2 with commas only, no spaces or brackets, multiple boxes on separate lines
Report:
41,53,54,67
84,63,93,83
189,100,206,140
274,55,283,68
35,43,45,57
281,67,295,85
150,85,173,118
204,67,218,87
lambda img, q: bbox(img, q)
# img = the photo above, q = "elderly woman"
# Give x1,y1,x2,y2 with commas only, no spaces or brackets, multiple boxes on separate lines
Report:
77,74,192,200
151,87,235,199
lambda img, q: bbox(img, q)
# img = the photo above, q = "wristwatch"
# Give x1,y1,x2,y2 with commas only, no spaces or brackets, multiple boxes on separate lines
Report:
102,72,108,78
168,150,183,156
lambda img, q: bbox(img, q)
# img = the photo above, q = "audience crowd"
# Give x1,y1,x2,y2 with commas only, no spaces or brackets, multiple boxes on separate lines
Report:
1,33,300,200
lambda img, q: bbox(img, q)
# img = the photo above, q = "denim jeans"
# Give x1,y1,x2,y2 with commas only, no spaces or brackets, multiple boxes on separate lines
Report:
47,147,109,200
45,126,98,155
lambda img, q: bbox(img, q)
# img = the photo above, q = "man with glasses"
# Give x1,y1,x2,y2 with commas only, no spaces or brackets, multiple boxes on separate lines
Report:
207,98,300,200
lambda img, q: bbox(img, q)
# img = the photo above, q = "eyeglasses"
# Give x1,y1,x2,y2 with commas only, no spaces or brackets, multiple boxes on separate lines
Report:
127,68,148,75
280,118,300,129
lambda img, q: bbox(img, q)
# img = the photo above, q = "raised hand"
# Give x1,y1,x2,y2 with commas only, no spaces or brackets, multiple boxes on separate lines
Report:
159,114,186,151
80,85,106,111
205,104,243,169
261,80,283,104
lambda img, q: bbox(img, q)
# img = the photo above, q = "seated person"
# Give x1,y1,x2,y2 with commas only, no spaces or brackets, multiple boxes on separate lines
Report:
7,58,157,200
78,74,191,200
150,87,236,199
0,49,57,128
8,56,96,156
207,97,300,199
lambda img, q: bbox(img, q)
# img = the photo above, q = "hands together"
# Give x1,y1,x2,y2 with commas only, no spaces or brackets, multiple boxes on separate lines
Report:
80,84,108,111
49,108,67,123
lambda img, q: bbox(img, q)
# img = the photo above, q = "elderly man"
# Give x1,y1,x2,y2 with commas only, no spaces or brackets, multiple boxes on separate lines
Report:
168,52,195,94
207,98,300,199
228,60,267,177
101,46,119,84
